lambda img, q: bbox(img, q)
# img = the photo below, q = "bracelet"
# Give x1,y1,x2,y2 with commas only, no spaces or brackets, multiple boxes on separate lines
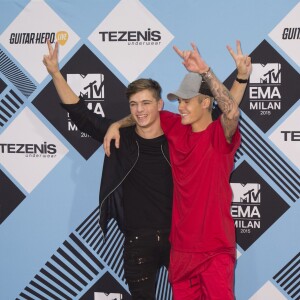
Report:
235,77,248,84
201,67,213,79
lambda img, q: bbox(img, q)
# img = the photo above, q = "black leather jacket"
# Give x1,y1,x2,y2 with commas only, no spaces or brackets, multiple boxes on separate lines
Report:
62,99,171,237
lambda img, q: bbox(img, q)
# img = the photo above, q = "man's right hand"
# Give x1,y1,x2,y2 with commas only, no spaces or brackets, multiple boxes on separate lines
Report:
42,39,79,104
103,123,121,157
43,40,60,77
173,42,210,74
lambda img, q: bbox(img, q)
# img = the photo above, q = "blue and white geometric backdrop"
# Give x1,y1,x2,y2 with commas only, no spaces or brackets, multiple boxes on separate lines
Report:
0,1,299,299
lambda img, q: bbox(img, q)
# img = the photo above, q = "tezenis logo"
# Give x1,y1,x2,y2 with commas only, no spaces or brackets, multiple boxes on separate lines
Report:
0,142,57,157
98,28,162,45
281,130,300,141
249,63,282,115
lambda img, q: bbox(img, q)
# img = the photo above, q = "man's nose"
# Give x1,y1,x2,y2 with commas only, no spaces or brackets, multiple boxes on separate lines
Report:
137,103,144,111
178,101,186,111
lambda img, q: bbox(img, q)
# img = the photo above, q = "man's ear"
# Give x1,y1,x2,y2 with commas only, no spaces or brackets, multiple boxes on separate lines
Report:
158,98,164,111
202,97,211,109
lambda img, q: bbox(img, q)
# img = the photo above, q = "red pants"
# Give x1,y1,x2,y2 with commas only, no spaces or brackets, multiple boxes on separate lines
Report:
171,253,235,300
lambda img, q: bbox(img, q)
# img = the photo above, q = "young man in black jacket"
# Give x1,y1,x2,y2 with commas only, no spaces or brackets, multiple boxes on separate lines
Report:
43,40,173,300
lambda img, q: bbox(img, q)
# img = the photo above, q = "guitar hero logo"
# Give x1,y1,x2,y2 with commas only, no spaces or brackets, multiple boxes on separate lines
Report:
9,32,55,44
8,31,69,46
282,27,300,40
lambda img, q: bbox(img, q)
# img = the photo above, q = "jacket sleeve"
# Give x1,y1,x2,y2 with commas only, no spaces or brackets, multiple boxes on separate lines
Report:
61,97,113,141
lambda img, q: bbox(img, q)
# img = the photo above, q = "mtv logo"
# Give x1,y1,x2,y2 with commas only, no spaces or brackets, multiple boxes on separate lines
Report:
67,74,104,100
94,292,123,300
250,63,281,84
231,183,261,204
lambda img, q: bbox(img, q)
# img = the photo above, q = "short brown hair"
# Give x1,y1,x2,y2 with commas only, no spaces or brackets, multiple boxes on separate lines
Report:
126,78,162,100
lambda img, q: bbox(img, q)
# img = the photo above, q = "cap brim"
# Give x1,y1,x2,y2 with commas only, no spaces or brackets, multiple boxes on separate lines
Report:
167,91,200,101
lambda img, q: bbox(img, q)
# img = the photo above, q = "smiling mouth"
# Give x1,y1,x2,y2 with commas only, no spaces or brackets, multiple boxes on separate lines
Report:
136,114,148,121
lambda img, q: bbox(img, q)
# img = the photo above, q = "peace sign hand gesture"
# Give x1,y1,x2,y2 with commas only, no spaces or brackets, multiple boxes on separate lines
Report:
226,40,252,80
43,40,60,76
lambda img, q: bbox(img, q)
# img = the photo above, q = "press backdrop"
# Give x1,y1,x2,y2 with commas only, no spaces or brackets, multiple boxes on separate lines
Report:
0,1,299,299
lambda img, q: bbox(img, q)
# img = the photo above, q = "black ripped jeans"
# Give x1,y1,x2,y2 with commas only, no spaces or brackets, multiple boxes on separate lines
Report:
123,229,170,300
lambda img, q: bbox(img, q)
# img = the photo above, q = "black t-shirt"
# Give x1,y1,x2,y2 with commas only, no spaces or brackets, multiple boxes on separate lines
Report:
123,132,173,231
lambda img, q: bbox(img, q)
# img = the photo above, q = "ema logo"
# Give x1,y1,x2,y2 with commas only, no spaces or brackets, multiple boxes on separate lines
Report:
230,161,290,251
33,45,130,160
249,63,282,114
94,292,123,300
224,40,300,133
231,183,261,234
269,2,300,67
88,0,174,82
0,1,79,83
0,107,68,193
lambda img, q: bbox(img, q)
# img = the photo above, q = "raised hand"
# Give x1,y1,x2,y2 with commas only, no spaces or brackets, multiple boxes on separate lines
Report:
173,42,209,74
42,39,79,104
43,40,60,76
226,40,252,79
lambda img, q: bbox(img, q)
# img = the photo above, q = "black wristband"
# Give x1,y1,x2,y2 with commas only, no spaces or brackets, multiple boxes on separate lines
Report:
236,77,248,84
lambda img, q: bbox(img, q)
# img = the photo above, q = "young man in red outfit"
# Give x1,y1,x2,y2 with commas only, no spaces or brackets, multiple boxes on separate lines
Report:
104,41,252,299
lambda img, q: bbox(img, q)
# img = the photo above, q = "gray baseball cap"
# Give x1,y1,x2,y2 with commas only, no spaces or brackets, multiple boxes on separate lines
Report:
167,72,213,100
